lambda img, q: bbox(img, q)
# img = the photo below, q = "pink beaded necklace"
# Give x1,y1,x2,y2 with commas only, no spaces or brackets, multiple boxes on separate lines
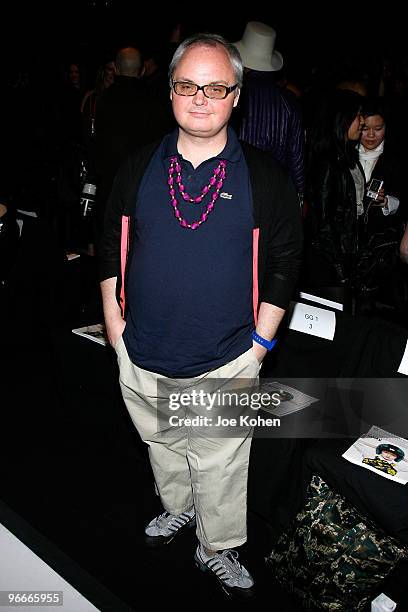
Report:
167,156,227,230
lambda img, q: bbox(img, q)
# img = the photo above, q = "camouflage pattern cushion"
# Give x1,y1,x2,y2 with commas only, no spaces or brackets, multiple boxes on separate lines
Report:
266,474,408,611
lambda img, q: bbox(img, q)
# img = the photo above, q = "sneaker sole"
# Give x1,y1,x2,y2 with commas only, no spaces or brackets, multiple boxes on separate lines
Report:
194,552,255,600
144,517,196,547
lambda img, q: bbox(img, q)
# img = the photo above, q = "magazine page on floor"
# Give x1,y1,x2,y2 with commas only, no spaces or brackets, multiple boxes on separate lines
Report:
343,425,408,484
72,324,108,346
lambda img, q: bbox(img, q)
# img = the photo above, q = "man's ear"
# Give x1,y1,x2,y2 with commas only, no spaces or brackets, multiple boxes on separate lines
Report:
233,89,240,108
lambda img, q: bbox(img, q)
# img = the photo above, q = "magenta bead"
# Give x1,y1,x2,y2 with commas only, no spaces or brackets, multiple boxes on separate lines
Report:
167,155,227,230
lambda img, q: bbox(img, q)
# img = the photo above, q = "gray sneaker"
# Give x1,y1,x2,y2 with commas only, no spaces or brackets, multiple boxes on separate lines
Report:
144,510,196,546
194,545,255,599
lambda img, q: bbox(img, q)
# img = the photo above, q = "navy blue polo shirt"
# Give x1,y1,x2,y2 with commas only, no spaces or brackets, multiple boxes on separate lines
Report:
123,127,254,377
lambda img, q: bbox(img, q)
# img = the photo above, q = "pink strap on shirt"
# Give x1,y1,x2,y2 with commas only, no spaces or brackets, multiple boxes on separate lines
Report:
120,215,130,317
252,228,259,325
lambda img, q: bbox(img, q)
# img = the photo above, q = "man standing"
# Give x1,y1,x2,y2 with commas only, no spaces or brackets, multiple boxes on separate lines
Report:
100,33,302,599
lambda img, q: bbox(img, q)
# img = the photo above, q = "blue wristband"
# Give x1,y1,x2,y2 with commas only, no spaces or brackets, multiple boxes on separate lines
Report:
252,330,277,351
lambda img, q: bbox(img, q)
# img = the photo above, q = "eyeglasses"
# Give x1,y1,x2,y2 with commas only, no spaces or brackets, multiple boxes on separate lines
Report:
172,81,238,100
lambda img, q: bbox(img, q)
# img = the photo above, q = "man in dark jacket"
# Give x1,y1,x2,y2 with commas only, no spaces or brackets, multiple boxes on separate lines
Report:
232,21,305,200
100,33,302,599
94,46,173,244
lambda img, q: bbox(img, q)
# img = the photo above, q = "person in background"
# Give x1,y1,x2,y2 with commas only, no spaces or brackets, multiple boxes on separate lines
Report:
359,98,402,216
55,61,86,250
93,46,171,249
400,225,408,264
231,21,304,200
99,32,302,599
67,62,81,89
355,98,407,308
304,89,364,291
81,58,116,141
78,59,116,253
336,78,368,98
58,61,85,145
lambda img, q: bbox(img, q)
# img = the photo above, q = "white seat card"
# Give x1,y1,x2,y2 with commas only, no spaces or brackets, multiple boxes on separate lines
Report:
288,302,336,340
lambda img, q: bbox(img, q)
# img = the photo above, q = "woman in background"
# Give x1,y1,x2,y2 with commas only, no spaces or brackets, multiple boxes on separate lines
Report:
81,59,116,140
355,98,407,309
304,89,364,292
359,98,401,216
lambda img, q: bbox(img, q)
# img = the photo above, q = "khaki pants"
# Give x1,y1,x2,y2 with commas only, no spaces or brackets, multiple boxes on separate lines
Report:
115,337,260,550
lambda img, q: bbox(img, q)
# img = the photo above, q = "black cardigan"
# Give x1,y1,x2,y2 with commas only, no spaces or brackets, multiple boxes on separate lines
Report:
99,139,303,312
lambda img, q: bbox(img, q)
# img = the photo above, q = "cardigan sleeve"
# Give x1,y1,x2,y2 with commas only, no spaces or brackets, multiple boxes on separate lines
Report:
98,157,133,282
259,164,303,309
98,141,160,282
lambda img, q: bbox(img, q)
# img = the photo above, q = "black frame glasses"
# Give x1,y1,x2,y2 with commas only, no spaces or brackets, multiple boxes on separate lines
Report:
172,81,238,100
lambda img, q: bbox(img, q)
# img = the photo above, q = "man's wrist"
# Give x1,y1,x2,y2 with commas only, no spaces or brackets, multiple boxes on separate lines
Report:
252,341,267,363
252,330,277,351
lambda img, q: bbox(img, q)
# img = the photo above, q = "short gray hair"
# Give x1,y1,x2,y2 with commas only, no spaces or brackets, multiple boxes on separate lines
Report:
168,33,243,89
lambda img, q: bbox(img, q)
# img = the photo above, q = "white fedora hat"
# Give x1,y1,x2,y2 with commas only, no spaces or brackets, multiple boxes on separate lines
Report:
233,21,283,72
